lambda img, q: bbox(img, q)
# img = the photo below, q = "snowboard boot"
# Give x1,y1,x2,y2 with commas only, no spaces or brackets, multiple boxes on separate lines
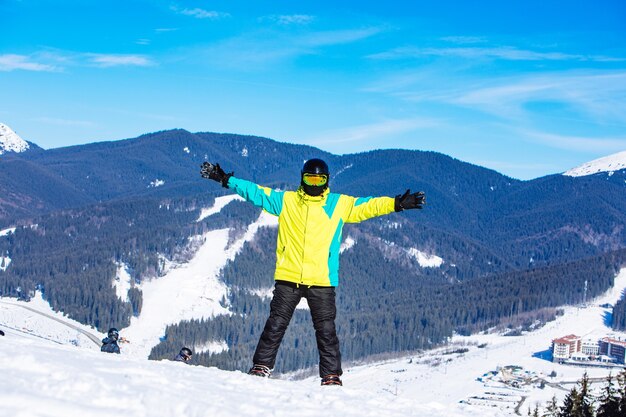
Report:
321,374,343,386
248,364,272,378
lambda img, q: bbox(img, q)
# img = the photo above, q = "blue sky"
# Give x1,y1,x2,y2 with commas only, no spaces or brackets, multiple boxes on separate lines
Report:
2,0,626,179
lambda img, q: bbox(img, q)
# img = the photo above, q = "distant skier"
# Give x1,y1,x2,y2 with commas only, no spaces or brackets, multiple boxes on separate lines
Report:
0,329,4,336
201,158,425,386
101,328,121,354
173,347,193,363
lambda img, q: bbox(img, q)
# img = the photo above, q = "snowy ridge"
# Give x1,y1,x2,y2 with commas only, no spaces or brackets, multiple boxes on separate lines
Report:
197,194,244,222
0,122,30,155
0,255,11,271
563,150,626,177
408,248,444,268
0,227,16,237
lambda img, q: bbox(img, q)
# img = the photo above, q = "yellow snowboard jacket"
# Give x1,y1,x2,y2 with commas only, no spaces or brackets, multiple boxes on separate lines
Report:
227,176,396,287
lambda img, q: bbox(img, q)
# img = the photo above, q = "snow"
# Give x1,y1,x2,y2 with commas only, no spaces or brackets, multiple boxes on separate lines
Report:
408,248,444,268
0,226,16,237
113,263,133,302
2,187,626,416
149,179,165,187
340,236,355,253
334,163,353,176
183,146,190,154
123,202,278,359
0,292,102,348
194,340,229,355
197,194,244,222
1,264,626,416
241,146,248,157
563,150,626,177
0,122,30,155
1,255,11,271
1,267,624,417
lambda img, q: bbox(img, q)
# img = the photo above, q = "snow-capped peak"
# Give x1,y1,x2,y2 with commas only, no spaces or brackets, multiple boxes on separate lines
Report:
0,123,30,155
563,150,626,177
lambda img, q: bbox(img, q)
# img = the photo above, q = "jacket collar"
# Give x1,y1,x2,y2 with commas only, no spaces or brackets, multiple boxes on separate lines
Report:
297,186,329,204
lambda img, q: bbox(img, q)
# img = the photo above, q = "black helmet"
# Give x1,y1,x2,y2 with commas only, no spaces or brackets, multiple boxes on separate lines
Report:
301,158,329,176
107,328,119,341
301,158,329,196
180,347,193,360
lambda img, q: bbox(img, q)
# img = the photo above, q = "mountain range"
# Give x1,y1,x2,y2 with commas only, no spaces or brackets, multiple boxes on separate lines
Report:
1,124,625,371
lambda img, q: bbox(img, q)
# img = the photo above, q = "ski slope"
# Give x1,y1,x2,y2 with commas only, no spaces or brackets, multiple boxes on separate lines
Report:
1,268,625,417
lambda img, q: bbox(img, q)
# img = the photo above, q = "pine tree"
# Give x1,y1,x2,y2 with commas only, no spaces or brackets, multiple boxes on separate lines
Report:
559,387,579,417
597,373,620,417
576,373,594,417
617,369,626,415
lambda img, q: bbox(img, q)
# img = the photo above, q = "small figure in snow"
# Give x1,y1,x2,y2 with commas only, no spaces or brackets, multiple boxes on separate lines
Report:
173,347,193,363
0,329,5,336
201,158,425,386
101,327,121,354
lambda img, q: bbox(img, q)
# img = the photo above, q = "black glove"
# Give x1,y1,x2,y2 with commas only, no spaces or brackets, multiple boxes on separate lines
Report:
200,162,233,188
395,189,426,211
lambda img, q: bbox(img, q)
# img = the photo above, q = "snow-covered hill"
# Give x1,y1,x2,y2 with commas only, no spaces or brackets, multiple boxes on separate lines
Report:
2,189,626,416
563,150,626,177
2,268,625,416
122,195,278,358
0,122,30,155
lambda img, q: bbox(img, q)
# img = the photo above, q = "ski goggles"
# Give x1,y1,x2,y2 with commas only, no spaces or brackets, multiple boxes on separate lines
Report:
302,173,328,186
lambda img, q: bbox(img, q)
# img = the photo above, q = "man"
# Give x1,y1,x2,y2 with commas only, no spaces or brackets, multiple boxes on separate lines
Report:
101,328,121,354
173,347,193,363
201,158,425,386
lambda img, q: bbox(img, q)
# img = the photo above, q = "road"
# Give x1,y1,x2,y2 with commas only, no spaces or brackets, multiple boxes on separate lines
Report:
0,300,101,346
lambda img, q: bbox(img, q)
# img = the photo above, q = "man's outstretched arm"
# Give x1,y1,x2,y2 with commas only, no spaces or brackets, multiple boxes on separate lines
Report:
345,190,426,223
200,161,284,216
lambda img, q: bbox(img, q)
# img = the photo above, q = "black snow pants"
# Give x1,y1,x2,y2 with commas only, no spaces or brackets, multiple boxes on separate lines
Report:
252,281,342,378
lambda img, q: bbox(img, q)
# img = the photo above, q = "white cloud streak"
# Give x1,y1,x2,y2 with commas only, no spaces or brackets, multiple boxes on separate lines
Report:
88,54,155,67
307,118,439,145
199,27,382,69
261,14,315,25
368,46,625,63
452,71,626,123
0,54,57,72
171,6,230,20
521,129,626,153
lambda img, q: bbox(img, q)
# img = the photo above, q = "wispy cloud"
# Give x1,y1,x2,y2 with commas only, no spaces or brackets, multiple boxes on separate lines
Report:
199,27,382,69
521,129,626,153
368,46,624,63
307,118,439,145
440,36,487,44
0,54,57,72
452,71,626,123
88,54,155,67
135,39,151,45
301,28,382,47
170,5,230,20
262,14,315,25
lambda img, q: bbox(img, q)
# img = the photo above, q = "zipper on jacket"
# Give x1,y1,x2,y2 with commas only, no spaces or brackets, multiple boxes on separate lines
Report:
300,200,309,285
